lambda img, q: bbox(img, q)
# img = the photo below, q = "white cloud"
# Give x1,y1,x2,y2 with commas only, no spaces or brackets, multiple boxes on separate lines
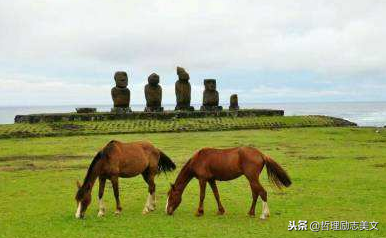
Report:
1,0,385,73
0,0,385,105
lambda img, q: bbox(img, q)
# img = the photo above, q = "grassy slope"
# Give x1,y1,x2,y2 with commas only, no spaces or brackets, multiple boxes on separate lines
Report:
0,115,354,139
0,127,385,238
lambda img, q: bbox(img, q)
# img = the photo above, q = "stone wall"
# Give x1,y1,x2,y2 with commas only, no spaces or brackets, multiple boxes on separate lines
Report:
15,109,284,124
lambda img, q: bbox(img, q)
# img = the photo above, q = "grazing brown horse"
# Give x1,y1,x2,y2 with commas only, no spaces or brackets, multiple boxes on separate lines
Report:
166,147,291,219
75,140,176,218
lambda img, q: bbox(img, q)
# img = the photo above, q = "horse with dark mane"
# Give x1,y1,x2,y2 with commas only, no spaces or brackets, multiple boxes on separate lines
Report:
75,140,176,218
165,147,291,219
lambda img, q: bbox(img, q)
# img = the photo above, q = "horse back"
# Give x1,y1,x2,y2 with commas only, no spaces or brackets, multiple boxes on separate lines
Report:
189,147,265,181
190,147,242,180
101,140,159,177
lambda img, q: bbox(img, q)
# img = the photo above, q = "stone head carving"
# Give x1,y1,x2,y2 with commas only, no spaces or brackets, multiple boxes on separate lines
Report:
176,66,190,82
201,79,222,111
229,94,239,110
204,79,216,91
144,73,163,112
111,71,131,111
114,71,128,88
175,66,194,111
148,73,160,86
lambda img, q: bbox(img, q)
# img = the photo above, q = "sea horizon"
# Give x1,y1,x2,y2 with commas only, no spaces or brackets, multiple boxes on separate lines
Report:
1,101,385,127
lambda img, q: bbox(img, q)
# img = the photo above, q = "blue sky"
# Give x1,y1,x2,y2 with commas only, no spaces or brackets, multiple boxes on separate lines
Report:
0,0,385,106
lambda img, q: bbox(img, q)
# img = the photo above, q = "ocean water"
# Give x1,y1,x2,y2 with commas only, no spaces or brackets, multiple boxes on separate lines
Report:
0,102,385,127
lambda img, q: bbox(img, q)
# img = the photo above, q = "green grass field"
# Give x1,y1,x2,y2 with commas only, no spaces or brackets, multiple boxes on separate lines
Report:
0,115,354,139
0,127,385,238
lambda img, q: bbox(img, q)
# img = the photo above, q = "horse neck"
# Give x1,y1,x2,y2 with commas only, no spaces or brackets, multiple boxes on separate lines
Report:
174,163,193,194
82,157,102,191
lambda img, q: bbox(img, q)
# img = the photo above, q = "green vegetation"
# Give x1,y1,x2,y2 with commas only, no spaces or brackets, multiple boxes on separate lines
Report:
0,127,385,238
1,115,355,139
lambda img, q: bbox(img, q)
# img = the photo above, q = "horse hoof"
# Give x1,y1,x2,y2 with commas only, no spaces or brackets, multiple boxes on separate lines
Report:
248,213,255,217
97,211,105,217
259,214,268,220
195,211,204,217
142,208,150,215
217,210,225,215
114,210,121,216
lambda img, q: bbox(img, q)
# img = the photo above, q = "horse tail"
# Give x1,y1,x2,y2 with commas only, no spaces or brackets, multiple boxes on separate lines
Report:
158,150,176,174
262,155,292,189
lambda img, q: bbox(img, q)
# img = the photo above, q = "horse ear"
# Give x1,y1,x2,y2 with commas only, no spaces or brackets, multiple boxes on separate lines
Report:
76,180,81,189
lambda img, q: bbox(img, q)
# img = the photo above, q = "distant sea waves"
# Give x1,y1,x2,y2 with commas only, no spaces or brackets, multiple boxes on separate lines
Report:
0,102,385,127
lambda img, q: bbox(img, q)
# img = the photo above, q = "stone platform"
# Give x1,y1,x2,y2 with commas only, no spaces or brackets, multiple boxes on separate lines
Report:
14,109,284,124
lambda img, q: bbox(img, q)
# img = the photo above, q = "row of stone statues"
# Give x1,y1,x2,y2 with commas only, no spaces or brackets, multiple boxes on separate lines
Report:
111,67,239,113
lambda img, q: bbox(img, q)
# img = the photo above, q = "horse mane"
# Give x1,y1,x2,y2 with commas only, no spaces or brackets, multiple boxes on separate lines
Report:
83,151,104,184
76,151,104,200
172,158,193,190
82,140,117,185
180,157,193,175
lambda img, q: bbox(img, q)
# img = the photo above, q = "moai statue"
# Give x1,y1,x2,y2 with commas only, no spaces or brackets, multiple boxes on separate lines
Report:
111,71,131,113
175,66,194,111
229,94,239,110
200,79,223,111
144,73,163,112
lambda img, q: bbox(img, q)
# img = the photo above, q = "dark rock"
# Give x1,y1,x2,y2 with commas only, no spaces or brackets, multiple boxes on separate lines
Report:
144,73,163,112
175,67,194,111
201,79,222,111
111,71,131,110
111,107,132,114
76,108,97,113
229,94,239,110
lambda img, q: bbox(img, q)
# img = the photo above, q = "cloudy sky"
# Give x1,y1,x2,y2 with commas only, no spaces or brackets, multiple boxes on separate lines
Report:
1,0,385,106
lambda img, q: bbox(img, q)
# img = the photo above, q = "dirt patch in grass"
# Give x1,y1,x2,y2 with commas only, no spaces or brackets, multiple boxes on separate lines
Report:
305,155,329,160
373,163,386,168
302,155,330,160
0,155,86,162
284,151,301,157
0,163,87,172
278,143,302,149
355,156,369,160
272,191,288,196
366,138,386,143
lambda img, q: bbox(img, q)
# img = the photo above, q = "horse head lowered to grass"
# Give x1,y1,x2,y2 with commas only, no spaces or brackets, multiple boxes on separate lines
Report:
166,146,291,219
75,140,176,219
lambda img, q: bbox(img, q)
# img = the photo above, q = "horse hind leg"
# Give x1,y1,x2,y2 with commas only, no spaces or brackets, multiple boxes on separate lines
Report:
259,184,270,220
250,179,270,220
245,171,269,219
98,177,106,217
142,168,156,214
247,180,258,217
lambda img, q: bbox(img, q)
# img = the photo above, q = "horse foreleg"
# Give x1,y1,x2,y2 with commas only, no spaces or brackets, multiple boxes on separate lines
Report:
195,179,207,217
209,180,225,215
98,177,106,217
142,171,156,214
111,177,122,215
